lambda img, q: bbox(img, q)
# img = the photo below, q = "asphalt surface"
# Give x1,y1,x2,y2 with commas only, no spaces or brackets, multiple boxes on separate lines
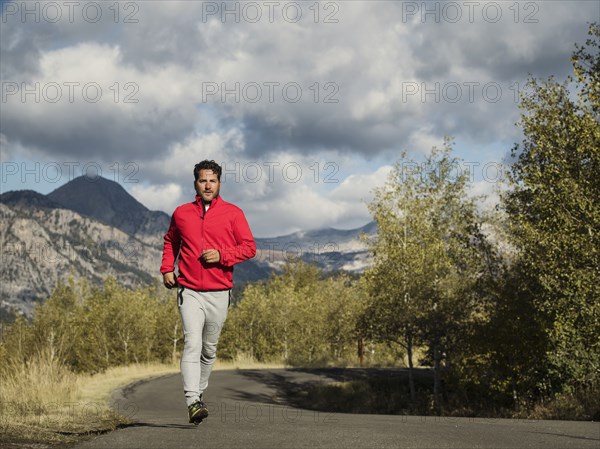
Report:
72,368,600,449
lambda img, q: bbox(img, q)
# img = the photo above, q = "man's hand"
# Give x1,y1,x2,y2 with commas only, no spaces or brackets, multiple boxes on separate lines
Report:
163,271,176,289
201,249,221,264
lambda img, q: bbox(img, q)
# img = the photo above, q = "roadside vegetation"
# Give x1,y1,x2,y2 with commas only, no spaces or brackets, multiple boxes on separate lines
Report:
1,22,598,448
0,357,178,447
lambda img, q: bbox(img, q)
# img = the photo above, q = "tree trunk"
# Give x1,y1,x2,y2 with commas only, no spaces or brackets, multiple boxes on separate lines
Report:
433,343,441,410
103,334,110,366
358,337,364,367
512,372,519,411
249,322,254,360
283,325,288,361
48,330,56,363
406,332,416,403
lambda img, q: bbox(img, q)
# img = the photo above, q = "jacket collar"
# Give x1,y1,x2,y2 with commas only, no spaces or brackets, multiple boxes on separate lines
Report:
194,194,222,209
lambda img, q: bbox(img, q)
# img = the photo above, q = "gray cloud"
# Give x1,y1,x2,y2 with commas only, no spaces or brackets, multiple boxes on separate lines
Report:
2,0,597,233
4,1,595,162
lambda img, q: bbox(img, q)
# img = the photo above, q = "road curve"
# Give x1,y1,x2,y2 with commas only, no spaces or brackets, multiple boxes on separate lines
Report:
72,369,599,449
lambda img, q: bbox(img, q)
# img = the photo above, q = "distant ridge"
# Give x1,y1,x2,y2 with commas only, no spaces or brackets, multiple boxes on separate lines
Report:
256,221,377,252
1,190,62,209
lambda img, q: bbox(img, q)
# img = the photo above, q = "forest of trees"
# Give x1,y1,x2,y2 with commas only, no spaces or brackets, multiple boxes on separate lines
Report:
1,24,598,419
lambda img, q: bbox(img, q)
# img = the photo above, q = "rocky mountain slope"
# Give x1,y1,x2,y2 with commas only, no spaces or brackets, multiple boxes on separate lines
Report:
0,200,161,316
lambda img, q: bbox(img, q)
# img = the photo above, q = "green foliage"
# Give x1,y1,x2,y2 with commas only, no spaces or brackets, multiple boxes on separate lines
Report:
457,256,550,408
1,264,368,375
0,277,181,375
504,23,600,396
358,139,493,402
221,262,367,366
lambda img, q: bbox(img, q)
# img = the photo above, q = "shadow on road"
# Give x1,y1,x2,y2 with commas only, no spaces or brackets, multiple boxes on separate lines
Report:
290,367,433,382
528,431,600,443
232,367,433,409
118,422,198,430
224,370,296,405
55,422,197,437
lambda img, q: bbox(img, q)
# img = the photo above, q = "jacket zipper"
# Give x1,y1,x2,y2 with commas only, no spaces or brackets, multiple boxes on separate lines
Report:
200,203,205,290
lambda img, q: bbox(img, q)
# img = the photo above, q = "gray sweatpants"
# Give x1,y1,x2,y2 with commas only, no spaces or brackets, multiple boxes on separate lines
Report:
177,287,230,406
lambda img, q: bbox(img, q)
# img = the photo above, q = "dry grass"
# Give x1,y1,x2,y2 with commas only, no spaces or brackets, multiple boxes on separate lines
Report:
0,351,179,447
0,351,286,447
214,352,287,371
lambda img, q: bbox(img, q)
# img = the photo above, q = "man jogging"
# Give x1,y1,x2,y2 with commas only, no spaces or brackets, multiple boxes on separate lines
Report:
161,160,256,424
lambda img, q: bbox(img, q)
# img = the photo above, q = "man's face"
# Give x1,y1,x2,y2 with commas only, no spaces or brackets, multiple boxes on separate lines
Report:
194,169,221,202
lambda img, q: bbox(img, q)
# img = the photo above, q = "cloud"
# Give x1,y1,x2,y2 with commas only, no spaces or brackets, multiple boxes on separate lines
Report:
4,1,594,162
329,165,393,203
244,178,374,238
129,182,183,214
468,178,509,214
2,0,596,235
2,42,197,162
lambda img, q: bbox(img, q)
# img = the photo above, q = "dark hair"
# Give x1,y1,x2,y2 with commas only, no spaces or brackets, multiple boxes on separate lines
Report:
194,160,222,181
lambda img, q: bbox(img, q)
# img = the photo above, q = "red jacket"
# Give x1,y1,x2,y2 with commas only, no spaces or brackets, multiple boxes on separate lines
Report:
160,195,256,291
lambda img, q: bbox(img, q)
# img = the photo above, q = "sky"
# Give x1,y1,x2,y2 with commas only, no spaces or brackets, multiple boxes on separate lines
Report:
1,0,598,237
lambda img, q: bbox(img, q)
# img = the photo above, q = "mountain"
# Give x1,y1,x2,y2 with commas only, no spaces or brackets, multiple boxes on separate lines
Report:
1,181,375,317
47,176,171,240
254,221,375,272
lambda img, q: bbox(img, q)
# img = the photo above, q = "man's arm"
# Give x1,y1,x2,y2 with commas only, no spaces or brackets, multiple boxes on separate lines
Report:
160,212,181,287
218,210,256,267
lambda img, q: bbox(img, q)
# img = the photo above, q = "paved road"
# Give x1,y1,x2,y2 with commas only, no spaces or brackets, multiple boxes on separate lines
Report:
73,369,599,449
